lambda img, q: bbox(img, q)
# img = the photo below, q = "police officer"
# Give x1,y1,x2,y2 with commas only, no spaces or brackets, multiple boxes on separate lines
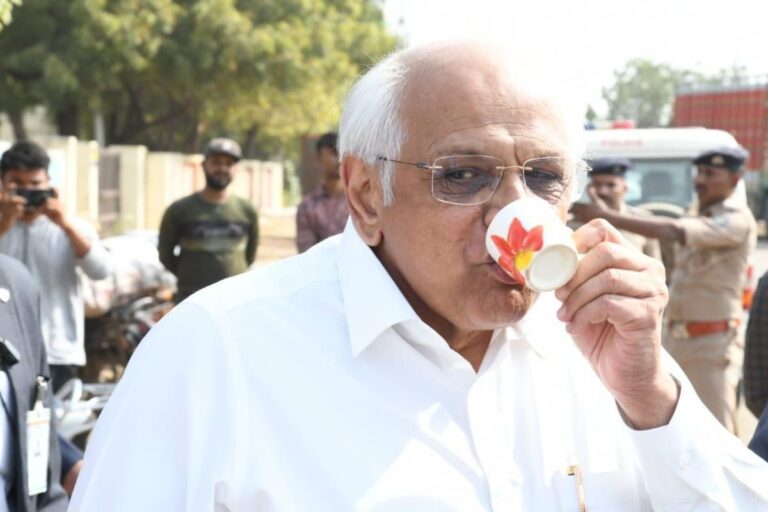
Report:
571,146,756,433
577,157,661,259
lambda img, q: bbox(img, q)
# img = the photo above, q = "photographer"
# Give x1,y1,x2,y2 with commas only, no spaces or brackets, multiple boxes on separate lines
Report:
0,141,112,391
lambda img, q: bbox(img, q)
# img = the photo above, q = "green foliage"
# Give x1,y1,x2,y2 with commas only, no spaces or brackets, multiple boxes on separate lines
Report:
602,59,687,128
0,0,21,29
0,0,397,155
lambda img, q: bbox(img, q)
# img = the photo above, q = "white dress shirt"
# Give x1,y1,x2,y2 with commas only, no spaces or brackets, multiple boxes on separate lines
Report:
70,222,768,511
0,216,112,365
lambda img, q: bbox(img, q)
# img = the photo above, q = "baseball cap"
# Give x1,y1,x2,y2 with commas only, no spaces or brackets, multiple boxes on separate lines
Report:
204,138,242,161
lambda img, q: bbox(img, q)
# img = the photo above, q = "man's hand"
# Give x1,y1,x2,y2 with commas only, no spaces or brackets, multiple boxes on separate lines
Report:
41,188,70,228
0,184,25,234
555,219,678,430
569,186,609,223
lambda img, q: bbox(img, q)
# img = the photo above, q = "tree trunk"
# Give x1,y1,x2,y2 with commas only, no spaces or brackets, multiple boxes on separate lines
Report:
8,108,27,140
242,124,259,158
55,103,79,137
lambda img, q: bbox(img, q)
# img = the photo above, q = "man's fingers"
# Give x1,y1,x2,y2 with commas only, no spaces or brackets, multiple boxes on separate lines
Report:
558,267,667,323
566,294,663,336
555,239,656,302
571,218,633,253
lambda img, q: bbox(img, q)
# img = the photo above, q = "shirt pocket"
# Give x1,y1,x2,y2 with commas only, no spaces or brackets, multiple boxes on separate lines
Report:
552,469,649,512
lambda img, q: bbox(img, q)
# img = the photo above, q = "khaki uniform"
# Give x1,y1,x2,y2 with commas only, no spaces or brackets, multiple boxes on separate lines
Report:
619,205,662,260
568,204,662,259
663,195,757,433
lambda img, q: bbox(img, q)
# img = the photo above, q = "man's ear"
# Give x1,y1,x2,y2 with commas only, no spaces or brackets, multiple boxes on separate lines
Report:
341,155,384,247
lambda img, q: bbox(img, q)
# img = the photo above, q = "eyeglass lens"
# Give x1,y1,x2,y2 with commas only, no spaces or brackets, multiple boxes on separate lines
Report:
430,155,573,205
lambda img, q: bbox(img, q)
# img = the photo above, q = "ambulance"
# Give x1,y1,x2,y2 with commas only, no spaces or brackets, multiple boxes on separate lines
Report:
584,127,744,217
583,127,754,308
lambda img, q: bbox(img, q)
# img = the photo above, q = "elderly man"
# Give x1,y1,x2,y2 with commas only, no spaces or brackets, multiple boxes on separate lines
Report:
71,43,767,511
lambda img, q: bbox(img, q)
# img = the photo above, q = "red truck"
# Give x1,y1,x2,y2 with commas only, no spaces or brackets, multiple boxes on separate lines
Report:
672,78,768,219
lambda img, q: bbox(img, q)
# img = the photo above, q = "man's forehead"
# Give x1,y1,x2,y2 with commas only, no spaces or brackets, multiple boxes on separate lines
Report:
4,168,47,178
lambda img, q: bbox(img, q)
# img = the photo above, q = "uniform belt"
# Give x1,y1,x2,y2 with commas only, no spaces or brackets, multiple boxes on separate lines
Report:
669,319,740,338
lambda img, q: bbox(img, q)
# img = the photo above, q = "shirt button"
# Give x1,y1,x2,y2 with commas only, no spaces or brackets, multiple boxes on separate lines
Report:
679,452,692,469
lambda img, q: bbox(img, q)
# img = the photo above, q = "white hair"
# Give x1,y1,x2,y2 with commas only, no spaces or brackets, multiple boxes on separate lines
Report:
338,51,407,206
338,42,588,206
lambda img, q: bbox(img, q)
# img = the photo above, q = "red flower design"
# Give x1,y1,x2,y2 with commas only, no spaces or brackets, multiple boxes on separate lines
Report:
491,218,544,285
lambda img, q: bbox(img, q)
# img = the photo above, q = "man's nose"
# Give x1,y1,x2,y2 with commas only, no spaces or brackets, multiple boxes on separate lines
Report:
483,168,528,226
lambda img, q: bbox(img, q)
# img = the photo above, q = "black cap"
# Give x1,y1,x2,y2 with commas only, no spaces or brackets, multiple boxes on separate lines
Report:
204,138,242,161
693,146,748,171
589,157,631,177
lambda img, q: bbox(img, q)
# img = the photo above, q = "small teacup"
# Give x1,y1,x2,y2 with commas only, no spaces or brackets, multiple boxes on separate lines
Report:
486,197,578,291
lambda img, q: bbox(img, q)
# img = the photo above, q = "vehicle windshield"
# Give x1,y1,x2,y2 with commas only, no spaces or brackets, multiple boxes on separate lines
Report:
624,159,694,209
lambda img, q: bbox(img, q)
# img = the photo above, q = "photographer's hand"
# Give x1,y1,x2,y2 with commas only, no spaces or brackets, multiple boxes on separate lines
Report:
0,184,25,236
43,189,91,257
42,187,68,227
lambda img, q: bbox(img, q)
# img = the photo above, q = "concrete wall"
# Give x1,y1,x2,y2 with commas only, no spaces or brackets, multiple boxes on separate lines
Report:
76,140,100,227
0,137,284,234
37,135,79,218
109,145,148,232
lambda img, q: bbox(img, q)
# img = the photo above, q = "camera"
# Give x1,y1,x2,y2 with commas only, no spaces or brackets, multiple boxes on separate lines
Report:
14,188,54,209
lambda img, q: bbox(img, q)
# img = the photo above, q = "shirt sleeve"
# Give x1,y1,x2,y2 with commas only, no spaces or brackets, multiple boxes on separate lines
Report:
157,205,180,275
69,302,248,511
246,204,259,266
744,274,768,417
295,199,318,253
74,221,113,280
628,353,768,509
680,209,751,249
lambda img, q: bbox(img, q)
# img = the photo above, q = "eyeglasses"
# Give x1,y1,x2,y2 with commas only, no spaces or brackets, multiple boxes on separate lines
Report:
377,155,590,206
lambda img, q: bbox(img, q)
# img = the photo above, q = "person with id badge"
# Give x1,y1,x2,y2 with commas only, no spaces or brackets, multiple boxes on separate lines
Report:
0,254,67,511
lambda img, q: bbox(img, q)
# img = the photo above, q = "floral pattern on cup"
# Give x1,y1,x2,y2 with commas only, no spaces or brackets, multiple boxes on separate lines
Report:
490,218,544,286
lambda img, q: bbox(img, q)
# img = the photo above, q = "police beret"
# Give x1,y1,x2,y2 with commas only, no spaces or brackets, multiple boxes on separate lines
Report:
204,138,242,161
588,157,632,176
692,146,748,171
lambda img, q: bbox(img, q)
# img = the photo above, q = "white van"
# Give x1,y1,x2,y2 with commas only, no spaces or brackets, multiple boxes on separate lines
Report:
584,127,743,217
583,127,754,308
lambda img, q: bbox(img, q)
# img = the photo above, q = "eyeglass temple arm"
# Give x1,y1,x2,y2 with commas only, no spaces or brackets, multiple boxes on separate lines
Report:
376,156,434,170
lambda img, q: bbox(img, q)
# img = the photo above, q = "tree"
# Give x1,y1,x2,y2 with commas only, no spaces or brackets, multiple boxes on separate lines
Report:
0,0,397,156
601,59,700,128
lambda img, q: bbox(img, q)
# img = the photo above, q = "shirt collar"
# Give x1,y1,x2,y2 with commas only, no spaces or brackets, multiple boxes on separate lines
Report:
336,219,563,359
337,220,419,357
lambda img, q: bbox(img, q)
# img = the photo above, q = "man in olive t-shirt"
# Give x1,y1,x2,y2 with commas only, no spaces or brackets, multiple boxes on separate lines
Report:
158,138,259,303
